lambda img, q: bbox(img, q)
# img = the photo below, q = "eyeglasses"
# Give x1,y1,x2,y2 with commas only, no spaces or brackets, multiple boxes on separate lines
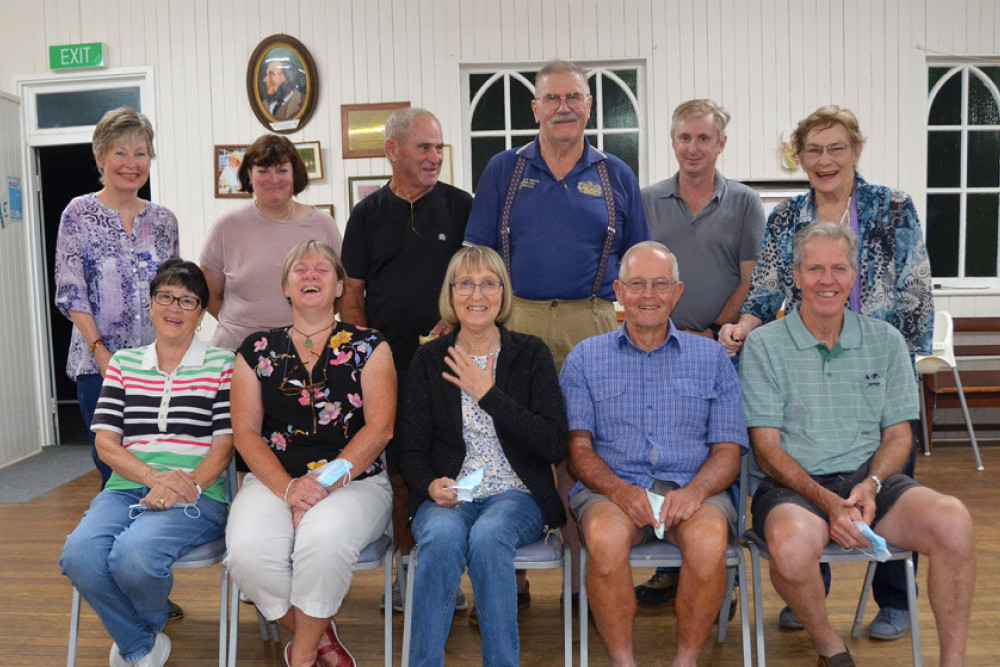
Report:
278,359,328,397
152,290,202,310
621,279,677,294
801,142,850,160
536,93,590,109
451,280,504,296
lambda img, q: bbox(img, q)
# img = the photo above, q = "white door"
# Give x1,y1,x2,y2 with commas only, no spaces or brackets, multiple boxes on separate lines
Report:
0,90,45,468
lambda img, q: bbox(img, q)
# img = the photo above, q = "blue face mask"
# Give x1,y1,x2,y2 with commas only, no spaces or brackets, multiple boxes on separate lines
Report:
850,521,891,562
447,467,485,502
312,458,354,488
128,502,202,520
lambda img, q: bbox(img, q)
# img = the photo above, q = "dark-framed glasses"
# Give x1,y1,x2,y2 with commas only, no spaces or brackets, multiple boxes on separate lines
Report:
278,360,328,396
622,279,677,294
152,290,202,310
537,92,590,109
451,280,504,296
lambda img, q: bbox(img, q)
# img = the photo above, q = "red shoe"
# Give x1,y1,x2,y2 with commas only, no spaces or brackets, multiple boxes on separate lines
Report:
317,620,356,667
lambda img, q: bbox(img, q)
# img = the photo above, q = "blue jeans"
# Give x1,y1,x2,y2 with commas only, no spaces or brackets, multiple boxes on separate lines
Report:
409,490,544,667
76,374,112,489
60,488,227,662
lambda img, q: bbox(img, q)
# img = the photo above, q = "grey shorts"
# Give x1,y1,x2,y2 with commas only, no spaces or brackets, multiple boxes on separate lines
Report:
571,479,737,542
751,459,920,537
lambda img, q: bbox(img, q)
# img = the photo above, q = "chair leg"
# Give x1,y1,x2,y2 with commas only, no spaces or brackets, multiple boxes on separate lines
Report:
219,566,230,667
737,553,752,667
919,381,932,456
717,565,736,642
951,367,985,470
384,547,394,667
905,555,923,667
579,547,588,667
67,587,81,667
563,548,572,667
851,561,877,637
228,579,240,667
749,545,766,667
401,552,418,667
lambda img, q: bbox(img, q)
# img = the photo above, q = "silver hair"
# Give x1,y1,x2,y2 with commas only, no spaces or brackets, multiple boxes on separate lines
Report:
792,221,859,272
619,240,680,282
384,107,439,144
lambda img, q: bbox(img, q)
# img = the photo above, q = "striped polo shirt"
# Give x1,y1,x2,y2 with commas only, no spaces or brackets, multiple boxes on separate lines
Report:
92,337,235,503
739,309,918,477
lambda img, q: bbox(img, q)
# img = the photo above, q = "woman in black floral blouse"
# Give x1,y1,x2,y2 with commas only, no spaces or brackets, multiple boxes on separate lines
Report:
225,240,393,667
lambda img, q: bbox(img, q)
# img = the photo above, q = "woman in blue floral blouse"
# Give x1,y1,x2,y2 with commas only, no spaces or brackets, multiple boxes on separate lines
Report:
54,107,179,488
225,240,393,667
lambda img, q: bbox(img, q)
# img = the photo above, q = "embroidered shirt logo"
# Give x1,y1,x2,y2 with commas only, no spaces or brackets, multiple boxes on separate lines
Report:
577,180,603,197
865,372,882,387
518,178,540,190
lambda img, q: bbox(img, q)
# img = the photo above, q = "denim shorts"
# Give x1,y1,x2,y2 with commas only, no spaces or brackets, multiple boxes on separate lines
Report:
751,459,920,536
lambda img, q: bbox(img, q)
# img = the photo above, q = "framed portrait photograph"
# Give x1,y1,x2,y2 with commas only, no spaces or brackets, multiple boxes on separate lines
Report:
295,141,323,180
214,145,250,198
340,102,410,158
348,176,390,210
247,34,319,134
314,204,334,218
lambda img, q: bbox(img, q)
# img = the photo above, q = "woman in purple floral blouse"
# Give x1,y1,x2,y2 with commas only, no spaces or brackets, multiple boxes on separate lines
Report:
54,107,179,488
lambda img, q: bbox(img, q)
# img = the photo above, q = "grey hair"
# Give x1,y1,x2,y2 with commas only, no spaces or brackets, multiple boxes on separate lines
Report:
671,98,731,140
535,59,589,90
385,107,439,144
792,221,859,272
619,240,680,282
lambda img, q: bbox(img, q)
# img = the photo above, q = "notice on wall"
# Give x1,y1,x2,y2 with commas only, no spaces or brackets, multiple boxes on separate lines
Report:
6,176,22,225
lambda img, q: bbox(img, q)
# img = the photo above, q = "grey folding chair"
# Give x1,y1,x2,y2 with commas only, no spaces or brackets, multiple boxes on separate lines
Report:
67,460,237,667
226,524,395,667
577,459,752,667
742,455,922,667
401,531,572,667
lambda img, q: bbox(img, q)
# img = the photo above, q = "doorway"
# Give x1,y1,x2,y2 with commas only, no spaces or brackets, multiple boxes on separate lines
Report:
36,145,151,445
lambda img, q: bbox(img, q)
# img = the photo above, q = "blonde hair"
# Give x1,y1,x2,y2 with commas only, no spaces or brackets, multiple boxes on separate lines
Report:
280,240,347,309
91,108,155,184
438,246,513,327
792,105,866,154
671,99,731,140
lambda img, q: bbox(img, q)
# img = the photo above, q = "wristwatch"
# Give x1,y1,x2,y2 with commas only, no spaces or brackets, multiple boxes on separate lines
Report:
868,475,883,494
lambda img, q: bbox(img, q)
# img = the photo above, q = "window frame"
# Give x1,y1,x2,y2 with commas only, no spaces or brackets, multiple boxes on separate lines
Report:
459,59,647,192
926,59,1000,288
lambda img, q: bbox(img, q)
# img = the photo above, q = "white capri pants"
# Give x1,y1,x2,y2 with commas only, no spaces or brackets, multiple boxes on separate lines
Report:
225,471,392,620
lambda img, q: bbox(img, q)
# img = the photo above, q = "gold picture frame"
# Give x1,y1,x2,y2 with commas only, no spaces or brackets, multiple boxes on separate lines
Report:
340,102,410,158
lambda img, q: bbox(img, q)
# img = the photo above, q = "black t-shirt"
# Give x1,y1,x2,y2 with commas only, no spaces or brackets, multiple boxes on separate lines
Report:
341,182,472,371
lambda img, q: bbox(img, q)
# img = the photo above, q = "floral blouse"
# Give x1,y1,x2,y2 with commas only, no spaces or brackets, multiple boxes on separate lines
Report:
741,175,934,357
54,193,179,379
237,323,387,478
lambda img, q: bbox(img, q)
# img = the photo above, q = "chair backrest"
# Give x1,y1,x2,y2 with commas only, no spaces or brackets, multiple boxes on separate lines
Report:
223,457,237,502
916,309,956,374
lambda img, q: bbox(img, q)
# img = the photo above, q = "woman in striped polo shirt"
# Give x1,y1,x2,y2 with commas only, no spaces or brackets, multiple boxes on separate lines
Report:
60,259,235,667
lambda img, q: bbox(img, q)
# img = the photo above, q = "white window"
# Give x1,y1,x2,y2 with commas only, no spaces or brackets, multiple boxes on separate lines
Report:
926,62,1000,285
460,61,646,192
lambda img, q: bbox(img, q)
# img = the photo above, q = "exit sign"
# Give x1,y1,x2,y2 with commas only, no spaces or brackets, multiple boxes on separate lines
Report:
49,43,106,70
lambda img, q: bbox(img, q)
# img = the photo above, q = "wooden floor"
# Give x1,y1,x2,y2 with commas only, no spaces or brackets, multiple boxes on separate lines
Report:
2,443,996,666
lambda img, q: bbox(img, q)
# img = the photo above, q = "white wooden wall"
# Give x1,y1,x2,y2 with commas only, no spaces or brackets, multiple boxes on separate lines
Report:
0,91,43,466
0,0,997,457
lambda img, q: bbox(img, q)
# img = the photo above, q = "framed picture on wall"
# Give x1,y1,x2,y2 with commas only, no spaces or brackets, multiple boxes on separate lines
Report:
214,145,250,198
247,34,319,134
295,141,323,180
314,204,334,218
348,176,389,210
340,102,410,158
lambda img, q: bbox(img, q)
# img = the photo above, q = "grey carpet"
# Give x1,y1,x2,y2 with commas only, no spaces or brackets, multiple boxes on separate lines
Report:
0,445,94,504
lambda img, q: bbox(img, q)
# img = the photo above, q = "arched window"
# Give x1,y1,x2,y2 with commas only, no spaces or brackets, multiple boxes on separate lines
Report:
462,62,645,192
926,63,1000,282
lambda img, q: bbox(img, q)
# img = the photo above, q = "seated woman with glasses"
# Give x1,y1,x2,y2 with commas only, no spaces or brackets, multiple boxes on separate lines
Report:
225,240,393,667
60,259,235,667
398,245,568,666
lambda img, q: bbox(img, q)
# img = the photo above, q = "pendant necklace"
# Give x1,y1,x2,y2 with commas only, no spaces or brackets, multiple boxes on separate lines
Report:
292,322,335,348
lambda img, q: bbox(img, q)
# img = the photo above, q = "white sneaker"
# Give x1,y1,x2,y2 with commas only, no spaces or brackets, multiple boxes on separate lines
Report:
131,632,171,667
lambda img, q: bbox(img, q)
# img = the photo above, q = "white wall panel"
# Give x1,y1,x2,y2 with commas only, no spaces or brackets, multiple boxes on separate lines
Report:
0,0,998,456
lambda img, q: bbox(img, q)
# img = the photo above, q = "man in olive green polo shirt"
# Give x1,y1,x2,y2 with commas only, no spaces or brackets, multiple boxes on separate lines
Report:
739,221,974,667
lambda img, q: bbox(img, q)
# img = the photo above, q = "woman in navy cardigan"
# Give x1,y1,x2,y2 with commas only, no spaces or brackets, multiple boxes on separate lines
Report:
398,245,567,667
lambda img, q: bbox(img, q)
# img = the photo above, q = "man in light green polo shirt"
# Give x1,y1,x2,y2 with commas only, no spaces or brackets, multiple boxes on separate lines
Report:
739,221,974,667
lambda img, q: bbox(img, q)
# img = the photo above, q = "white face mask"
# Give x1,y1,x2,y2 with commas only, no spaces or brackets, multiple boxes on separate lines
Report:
850,521,891,562
646,490,667,540
128,502,201,520
447,467,485,502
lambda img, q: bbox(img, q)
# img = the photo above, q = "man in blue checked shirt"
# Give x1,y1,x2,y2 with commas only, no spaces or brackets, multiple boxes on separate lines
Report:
560,240,748,667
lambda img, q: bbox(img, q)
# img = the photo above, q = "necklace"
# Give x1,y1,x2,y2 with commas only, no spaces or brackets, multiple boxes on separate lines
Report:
254,199,295,222
838,196,852,226
291,321,335,348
